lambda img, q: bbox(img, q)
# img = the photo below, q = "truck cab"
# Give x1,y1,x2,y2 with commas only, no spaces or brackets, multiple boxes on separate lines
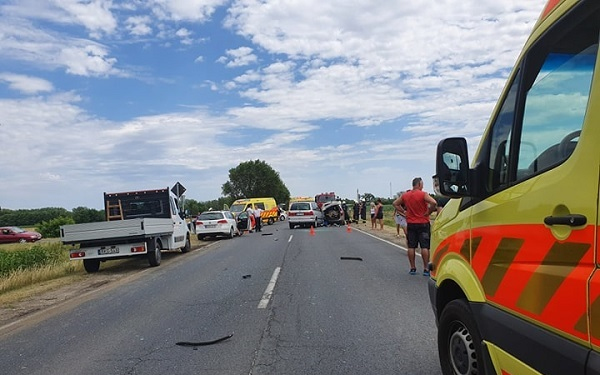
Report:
429,1,600,374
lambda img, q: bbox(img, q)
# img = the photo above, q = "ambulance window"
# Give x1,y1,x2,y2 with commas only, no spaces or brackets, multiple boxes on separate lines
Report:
485,71,519,193
517,46,596,179
255,203,265,210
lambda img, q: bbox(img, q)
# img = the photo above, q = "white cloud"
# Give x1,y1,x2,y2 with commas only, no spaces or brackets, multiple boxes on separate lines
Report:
0,73,54,94
125,15,153,36
218,46,258,67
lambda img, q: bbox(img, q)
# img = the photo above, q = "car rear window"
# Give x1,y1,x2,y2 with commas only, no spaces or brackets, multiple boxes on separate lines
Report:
291,202,311,210
198,212,224,220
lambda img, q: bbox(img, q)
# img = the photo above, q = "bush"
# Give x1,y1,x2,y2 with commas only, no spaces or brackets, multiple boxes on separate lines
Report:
0,243,67,276
37,216,75,238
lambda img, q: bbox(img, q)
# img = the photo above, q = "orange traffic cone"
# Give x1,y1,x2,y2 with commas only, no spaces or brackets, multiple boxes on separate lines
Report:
309,225,315,236
346,224,352,233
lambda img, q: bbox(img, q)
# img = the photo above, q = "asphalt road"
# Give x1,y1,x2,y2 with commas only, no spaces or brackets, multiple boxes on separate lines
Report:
0,222,441,375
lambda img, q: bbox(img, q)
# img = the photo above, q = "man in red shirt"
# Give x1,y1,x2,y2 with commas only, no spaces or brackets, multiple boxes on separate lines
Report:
393,177,437,276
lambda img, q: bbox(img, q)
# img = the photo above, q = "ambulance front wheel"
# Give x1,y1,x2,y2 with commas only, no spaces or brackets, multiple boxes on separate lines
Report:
438,299,486,375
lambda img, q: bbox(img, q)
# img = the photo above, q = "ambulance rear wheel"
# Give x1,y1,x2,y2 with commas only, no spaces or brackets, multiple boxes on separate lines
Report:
83,259,100,273
438,299,485,375
268,218,274,225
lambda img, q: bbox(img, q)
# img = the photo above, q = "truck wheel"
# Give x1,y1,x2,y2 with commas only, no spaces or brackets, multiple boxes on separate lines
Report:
438,299,485,375
181,235,191,253
268,218,274,225
147,238,161,267
83,259,100,273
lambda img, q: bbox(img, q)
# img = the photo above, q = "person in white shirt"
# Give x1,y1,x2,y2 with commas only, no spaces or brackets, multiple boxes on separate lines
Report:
253,206,263,232
246,206,255,232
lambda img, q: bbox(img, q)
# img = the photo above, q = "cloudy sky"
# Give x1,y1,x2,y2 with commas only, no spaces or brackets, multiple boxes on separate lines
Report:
0,0,547,210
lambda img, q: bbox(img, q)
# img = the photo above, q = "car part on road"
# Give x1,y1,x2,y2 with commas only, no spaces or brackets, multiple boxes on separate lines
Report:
176,333,234,347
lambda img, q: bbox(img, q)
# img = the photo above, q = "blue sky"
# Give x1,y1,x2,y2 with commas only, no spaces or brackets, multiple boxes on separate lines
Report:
0,0,546,210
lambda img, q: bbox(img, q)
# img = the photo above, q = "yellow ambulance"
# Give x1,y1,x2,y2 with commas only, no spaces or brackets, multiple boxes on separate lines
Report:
430,1,600,374
229,197,279,225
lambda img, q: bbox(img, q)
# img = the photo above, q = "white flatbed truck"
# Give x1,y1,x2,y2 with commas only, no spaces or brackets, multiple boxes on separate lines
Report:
60,187,191,273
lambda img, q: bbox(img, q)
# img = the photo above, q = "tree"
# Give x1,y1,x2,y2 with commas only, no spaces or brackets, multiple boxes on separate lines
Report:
222,160,290,204
361,193,375,202
71,207,105,224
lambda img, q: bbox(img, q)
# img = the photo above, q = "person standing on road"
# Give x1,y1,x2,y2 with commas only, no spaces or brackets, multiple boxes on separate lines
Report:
398,177,437,276
254,206,263,232
375,198,384,230
370,201,376,229
246,206,255,233
392,192,408,238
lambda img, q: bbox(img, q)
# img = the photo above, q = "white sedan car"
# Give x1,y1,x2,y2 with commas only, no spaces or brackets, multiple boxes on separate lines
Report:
195,210,240,240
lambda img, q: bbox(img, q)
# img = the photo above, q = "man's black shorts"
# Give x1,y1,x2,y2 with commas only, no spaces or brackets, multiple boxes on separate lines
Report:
406,223,430,249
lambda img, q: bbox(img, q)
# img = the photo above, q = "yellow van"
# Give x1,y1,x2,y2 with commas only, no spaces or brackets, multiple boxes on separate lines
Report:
229,198,279,225
430,1,600,374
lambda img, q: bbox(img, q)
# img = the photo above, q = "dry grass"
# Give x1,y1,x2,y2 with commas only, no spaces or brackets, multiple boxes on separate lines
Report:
0,260,83,295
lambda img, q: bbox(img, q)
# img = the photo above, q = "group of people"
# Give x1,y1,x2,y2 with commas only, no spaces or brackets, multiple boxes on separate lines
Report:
245,205,263,232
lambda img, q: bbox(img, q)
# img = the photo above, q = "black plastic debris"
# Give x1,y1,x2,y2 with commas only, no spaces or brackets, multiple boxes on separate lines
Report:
242,274,251,279
340,256,363,261
176,333,234,347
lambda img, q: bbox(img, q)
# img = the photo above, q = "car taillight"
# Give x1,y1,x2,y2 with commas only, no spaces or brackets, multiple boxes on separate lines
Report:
70,252,85,258
307,211,314,215
217,219,228,224
196,221,204,225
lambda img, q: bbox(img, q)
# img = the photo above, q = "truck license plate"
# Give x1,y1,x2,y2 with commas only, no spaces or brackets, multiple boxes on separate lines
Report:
98,247,119,255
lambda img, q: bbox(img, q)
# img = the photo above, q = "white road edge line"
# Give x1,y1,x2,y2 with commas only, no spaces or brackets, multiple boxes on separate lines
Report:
258,267,281,309
352,228,419,257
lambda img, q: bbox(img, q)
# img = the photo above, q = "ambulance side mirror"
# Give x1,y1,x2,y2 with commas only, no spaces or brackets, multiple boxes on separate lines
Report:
436,137,471,198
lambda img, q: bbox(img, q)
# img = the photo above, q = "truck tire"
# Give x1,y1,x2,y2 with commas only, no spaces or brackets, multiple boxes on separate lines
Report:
438,299,486,375
147,238,161,267
83,259,100,273
181,235,191,253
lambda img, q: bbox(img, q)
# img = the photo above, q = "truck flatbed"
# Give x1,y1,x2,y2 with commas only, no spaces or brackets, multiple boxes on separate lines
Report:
60,218,174,244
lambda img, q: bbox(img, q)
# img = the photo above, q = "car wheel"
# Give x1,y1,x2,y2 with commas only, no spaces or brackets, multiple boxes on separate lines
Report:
280,215,285,221
289,223,294,229
228,227,234,239
197,234,205,241
147,238,161,267
438,299,486,375
18,238,27,243
83,259,100,273
181,235,191,253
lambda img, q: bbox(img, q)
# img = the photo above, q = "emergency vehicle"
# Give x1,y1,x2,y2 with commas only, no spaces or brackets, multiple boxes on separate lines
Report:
429,1,600,374
229,197,279,225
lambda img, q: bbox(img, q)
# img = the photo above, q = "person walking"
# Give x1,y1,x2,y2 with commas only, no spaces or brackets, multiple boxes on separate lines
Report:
392,193,408,238
370,201,376,229
254,206,263,232
397,177,437,276
375,198,384,230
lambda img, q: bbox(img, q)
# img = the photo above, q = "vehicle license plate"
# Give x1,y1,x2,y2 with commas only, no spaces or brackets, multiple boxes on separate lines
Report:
205,224,217,228
297,213,304,216
98,247,119,255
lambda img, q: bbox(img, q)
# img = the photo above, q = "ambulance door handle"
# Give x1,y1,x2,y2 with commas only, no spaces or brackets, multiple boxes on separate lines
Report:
544,214,586,227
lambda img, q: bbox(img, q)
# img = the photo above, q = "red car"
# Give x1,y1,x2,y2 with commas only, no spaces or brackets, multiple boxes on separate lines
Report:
0,226,43,243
